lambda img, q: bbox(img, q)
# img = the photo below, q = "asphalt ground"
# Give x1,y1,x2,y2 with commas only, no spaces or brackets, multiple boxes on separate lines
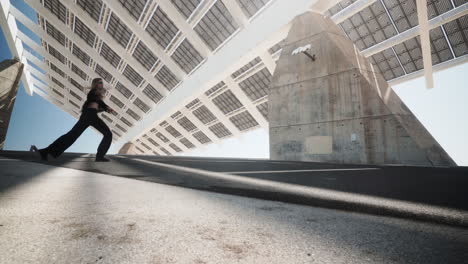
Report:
1,150,467,227
1,157,468,263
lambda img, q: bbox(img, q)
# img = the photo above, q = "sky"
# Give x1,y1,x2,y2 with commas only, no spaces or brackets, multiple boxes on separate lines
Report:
1,0,467,165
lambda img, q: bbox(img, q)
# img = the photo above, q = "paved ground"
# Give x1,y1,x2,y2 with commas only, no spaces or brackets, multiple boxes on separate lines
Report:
1,156,468,264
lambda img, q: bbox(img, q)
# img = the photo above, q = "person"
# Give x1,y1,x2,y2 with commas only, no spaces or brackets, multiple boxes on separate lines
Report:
31,78,116,162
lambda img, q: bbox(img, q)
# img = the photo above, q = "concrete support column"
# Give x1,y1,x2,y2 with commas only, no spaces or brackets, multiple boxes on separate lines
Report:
118,142,136,154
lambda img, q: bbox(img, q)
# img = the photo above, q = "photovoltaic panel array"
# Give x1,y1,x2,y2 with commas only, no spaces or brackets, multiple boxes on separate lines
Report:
236,0,271,18
229,111,259,131
118,0,148,22
106,13,133,48
212,90,243,114
171,39,204,74
238,67,271,101
76,0,103,22
146,7,179,49
171,0,201,19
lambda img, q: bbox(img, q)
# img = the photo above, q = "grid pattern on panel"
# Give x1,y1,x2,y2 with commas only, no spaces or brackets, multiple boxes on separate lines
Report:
381,0,418,33
340,1,398,51
71,63,88,81
69,100,80,109
171,39,204,74
429,26,455,65
229,111,259,131
51,77,64,88
192,131,211,144
135,146,144,153
53,98,64,105
165,125,182,138
142,84,163,103
69,90,83,101
236,0,270,18
118,0,147,21
186,99,200,109
101,114,113,123
50,63,65,77
453,0,467,7
392,37,423,74
106,13,133,48
115,123,127,133
76,0,103,22
52,88,64,98
171,111,182,119
123,65,144,86
192,105,216,124
156,132,169,143
141,142,151,150
145,7,179,49
231,57,261,78
180,138,195,148
208,122,232,138
156,66,180,91
43,0,67,24
194,1,239,51
160,121,168,126
171,0,201,19
72,44,91,65
426,0,454,20
100,42,121,68
45,21,66,46
115,82,133,99
212,90,243,114
205,81,225,96
238,67,271,101
256,101,268,120
133,41,158,70
95,64,113,82
177,117,197,132
74,17,96,47
121,117,133,127
147,137,159,147
443,16,468,57
110,95,125,108
70,78,84,91
48,45,66,64
134,98,151,113
112,130,122,137
369,48,405,80
160,147,171,155
169,143,182,152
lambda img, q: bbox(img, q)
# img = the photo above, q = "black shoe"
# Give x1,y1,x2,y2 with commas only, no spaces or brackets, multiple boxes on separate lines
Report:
31,145,48,161
95,157,110,162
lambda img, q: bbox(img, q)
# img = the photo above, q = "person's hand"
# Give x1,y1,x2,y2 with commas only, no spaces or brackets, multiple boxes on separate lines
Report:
107,107,115,114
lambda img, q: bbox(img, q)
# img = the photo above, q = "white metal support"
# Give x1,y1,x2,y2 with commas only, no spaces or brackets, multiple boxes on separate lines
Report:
416,0,434,89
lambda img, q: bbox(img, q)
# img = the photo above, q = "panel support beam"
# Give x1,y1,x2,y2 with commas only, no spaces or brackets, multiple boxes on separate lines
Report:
416,0,434,89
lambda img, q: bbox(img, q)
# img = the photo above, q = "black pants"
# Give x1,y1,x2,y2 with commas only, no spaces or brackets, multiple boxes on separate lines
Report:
44,108,112,158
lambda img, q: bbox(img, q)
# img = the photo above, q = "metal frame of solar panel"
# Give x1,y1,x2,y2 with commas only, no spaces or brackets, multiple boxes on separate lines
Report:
212,90,243,115
114,82,133,99
76,0,103,22
45,21,66,46
73,17,96,47
443,15,468,57
171,111,182,119
72,44,91,65
142,84,163,103
192,131,211,144
156,132,169,143
236,0,270,18
238,67,271,101
133,98,151,113
132,41,159,71
429,26,455,65
50,63,65,77
43,0,67,24
256,101,268,120
118,0,148,22
156,66,180,91
208,122,232,138
123,65,144,86
171,39,205,74
205,81,226,96
100,42,121,68
52,88,64,98
180,137,195,148
70,78,84,91
51,77,64,88
192,105,216,124
95,64,113,82
106,13,133,48
229,111,258,131
393,37,423,74
145,7,179,49
110,95,125,108
47,45,66,64
194,0,239,51
121,117,133,127
71,63,88,80
165,125,182,138
177,117,197,132
69,90,82,101
171,0,201,19
369,47,405,80
186,98,200,109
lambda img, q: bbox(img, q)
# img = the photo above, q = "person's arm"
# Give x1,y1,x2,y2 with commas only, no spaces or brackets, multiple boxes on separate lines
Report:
97,99,110,112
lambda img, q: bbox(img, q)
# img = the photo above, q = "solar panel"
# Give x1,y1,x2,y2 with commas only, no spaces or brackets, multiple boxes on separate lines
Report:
43,0,67,24
369,47,405,80
115,123,127,133
165,125,182,138
160,147,171,155
112,130,122,138
106,13,133,48
50,63,65,77
69,100,80,110
47,45,66,64
205,81,226,96
115,82,133,99
171,39,205,74
133,41,159,71
123,65,144,86
169,143,182,152
192,131,211,144
69,78,85,92
382,0,418,33
142,84,163,103
186,98,200,109
236,0,270,18
141,142,151,150
177,117,197,132
121,117,134,127
392,37,423,74
194,0,239,51
192,105,217,124
156,132,169,142
76,0,103,22
100,42,121,68
256,101,268,120
45,21,66,46
171,0,201,19
443,15,468,57
147,137,159,147
52,88,64,98
208,122,232,138
171,111,182,119
145,7,179,49
72,44,91,66
231,57,261,78
110,95,125,108
101,114,113,123
51,77,64,89
69,90,83,101
135,146,145,153
429,26,454,65
160,121,168,126
73,17,96,47
118,0,148,21
133,98,151,113
238,67,271,101
180,137,195,148
212,90,243,114
95,64,113,83
229,111,259,131
156,65,180,91
71,63,88,81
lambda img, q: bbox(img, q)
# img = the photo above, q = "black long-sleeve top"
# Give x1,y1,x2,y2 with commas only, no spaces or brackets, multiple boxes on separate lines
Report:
81,89,110,113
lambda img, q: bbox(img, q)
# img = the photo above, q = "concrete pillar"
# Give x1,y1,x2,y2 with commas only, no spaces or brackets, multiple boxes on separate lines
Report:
268,12,456,167
0,59,23,150
118,142,136,155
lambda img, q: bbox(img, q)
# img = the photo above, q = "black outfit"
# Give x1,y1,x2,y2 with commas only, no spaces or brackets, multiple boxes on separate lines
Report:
42,91,112,159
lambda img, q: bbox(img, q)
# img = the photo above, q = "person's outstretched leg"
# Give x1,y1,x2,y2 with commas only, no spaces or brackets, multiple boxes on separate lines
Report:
91,116,112,162
42,114,90,159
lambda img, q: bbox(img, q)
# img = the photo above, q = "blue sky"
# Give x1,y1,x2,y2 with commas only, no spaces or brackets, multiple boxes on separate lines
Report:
1,0,467,165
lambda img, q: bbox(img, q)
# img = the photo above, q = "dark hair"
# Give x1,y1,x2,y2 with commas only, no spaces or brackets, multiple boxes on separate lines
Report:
91,78,102,89
81,78,104,112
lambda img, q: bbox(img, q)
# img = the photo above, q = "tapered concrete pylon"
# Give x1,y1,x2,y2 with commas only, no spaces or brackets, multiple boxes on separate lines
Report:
268,12,456,166
118,142,136,154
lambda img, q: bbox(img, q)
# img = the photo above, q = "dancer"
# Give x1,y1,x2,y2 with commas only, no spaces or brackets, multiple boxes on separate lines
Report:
31,78,115,162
